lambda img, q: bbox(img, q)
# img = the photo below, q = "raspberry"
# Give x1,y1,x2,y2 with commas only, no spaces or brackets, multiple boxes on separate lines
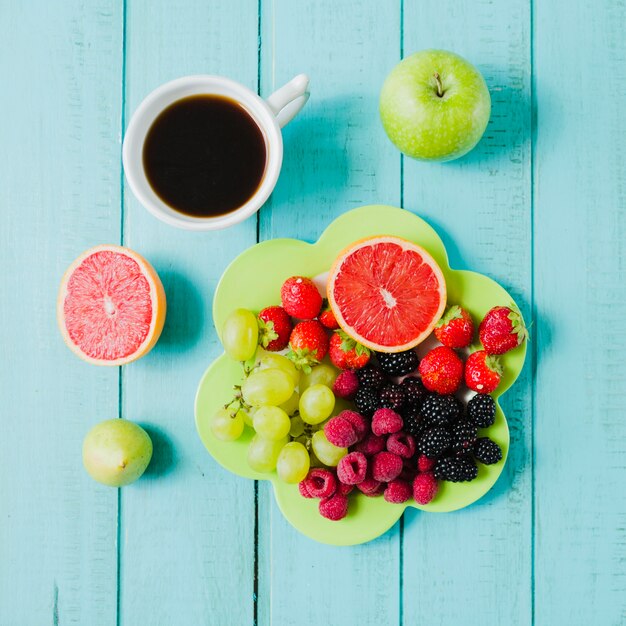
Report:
324,414,359,448
417,454,436,473
434,456,478,482
362,483,385,497
371,451,403,482
467,394,496,428
386,432,416,459
298,480,315,498
474,437,503,465
319,492,349,521
337,482,354,496
356,364,387,390
376,349,420,376
450,422,478,457
378,384,406,411
412,472,439,504
401,377,430,407
420,394,462,426
303,468,337,498
339,410,368,440
418,427,451,458
371,408,403,436
354,387,380,417
336,451,368,484
332,370,359,399
384,479,412,504
353,433,386,456
281,276,323,319
356,475,382,495
402,404,429,439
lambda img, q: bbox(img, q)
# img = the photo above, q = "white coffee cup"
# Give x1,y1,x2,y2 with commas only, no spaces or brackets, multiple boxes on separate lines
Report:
122,74,309,231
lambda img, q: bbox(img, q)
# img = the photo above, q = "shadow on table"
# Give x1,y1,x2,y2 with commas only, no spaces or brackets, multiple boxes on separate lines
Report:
139,423,177,478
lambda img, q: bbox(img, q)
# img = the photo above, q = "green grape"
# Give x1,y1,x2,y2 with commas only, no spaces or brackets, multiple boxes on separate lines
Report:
299,384,336,424
252,406,291,440
289,414,305,438
279,391,300,416
241,407,255,427
247,434,289,473
241,368,295,407
211,407,245,441
311,430,347,467
222,309,259,361
255,351,301,387
299,363,337,392
276,442,310,483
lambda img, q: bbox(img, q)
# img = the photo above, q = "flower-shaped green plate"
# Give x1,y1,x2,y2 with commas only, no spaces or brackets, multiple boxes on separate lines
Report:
195,205,526,545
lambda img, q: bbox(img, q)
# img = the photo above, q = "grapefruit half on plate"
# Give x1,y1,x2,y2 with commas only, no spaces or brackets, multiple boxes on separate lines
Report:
327,235,446,352
57,245,166,366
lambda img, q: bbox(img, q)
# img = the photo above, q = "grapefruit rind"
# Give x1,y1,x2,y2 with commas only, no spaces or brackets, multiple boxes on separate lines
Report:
57,244,167,366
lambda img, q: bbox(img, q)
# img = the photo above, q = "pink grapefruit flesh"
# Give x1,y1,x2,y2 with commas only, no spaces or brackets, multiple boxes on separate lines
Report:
58,245,166,365
327,236,446,352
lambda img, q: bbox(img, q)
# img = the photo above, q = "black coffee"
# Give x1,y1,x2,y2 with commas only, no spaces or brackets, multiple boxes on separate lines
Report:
142,95,267,217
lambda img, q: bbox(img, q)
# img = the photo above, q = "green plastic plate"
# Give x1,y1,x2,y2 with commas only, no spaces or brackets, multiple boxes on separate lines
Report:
195,205,526,545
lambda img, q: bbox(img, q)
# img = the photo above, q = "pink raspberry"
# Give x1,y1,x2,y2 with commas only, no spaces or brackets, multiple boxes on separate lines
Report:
337,482,354,496
417,454,436,473
336,452,368,485
356,475,382,495
332,370,359,399
386,432,416,459
363,483,385,497
319,492,349,521
384,479,412,504
353,433,386,456
324,414,358,448
371,451,403,482
413,472,439,505
298,480,314,498
371,408,403,436
339,410,368,441
303,468,337,499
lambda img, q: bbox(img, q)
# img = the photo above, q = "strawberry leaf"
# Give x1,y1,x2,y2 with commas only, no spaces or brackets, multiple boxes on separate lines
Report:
485,355,504,376
286,347,320,373
436,305,462,327
257,318,279,348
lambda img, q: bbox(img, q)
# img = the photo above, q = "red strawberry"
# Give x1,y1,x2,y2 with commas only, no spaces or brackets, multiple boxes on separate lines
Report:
418,346,463,394
479,306,528,355
434,305,474,349
280,276,323,319
287,320,329,371
318,304,339,330
328,330,370,370
464,350,502,393
257,306,292,351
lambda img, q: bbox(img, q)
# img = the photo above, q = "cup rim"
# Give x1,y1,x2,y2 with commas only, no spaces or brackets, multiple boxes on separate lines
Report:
122,75,283,231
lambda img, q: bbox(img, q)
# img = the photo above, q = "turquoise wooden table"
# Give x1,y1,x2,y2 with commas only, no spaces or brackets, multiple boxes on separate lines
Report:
2,1,625,624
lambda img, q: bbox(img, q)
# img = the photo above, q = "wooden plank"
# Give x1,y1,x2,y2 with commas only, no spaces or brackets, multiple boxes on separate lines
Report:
533,0,626,623
257,2,402,624
119,1,259,624
401,2,533,624
0,1,123,624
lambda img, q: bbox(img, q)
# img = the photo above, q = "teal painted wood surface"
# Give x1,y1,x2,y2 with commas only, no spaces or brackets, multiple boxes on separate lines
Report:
1,1,625,625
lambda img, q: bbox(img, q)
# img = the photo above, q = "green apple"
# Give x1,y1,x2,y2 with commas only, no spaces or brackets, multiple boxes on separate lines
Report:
380,49,491,161
83,419,153,487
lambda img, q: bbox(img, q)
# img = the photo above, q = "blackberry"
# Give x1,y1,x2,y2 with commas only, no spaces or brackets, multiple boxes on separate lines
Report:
420,395,462,427
467,394,496,428
417,427,451,458
356,365,387,390
434,456,478,482
376,349,419,376
474,437,503,465
450,422,478,457
401,376,430,407
354,387,380,417
378,384,406,411
401,404,429,439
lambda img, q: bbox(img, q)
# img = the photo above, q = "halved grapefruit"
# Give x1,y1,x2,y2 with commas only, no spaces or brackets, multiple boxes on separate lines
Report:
327,236,446,352
57,245,166,366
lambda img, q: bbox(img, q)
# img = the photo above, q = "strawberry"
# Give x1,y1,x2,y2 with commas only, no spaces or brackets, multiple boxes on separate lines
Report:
464,350,502,393
280,276,323,319
418,346,463,394
328,330,371,370
257,306,292,352
318,303,340,330
434,305,474,349
287,320,329,371
479,306,528,355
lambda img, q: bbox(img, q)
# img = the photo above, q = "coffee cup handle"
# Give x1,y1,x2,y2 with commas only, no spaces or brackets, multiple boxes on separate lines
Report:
266,74,310,128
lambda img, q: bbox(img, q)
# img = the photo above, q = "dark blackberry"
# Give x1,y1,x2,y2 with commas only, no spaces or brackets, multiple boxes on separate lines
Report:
417,427,451,459
356,365,387,390
467,394,496,428
401,404,429,439
420,394,462,427
378,383,406,411
354,387,380,417
401,376,430,407
434,456,478,482
376,349,419,376
450,422,478,457
474,437,503,465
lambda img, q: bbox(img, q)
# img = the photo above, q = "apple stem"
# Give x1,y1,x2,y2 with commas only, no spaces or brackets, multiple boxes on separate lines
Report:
433,72,444,97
